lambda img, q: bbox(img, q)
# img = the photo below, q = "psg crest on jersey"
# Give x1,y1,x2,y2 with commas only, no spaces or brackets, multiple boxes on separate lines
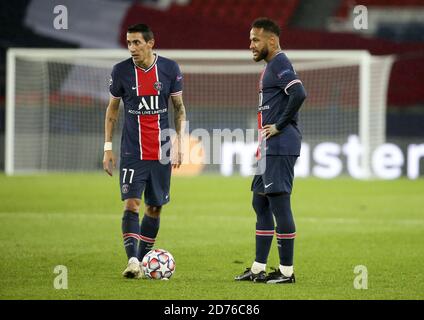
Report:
154,81,163,91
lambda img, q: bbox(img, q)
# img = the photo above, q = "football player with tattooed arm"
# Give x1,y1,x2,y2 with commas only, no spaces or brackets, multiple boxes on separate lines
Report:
235,18,307,284
103,24,186,279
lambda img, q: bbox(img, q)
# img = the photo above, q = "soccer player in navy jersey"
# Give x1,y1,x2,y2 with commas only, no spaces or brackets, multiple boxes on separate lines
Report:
235,18,307,284
102,24,186,279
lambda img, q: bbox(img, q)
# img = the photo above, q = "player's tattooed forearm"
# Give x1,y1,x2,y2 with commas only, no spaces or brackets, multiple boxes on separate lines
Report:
173,98,186,116
108,117,117,124
173,100,184,112
175,104,186,119
174,104,186,125
107,117,118,132
174,103,186,135
106,117,117,141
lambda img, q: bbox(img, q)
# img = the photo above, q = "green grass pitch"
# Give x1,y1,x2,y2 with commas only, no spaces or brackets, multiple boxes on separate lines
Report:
0,174,423,300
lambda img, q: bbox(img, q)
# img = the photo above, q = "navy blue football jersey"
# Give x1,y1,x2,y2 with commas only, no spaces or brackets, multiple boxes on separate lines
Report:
257,52,302,157
109,54,183,160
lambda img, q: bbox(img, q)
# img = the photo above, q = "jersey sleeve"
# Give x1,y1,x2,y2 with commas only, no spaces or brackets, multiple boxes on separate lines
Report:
170,62,183,96
274,58,302,95
109,65,124,98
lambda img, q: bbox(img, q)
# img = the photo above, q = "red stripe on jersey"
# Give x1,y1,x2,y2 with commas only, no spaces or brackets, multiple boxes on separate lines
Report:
259,67,266,91
135,64,159,96
138,114,160,160
257,111,263,130
134,60,161,160
256,112,263,160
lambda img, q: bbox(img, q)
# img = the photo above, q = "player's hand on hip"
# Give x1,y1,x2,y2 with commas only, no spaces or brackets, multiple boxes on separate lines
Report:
103,150,116,176
262,124,279,139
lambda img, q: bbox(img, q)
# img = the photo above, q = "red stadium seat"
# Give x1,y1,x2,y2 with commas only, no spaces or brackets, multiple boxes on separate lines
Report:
182,0,299,27
128,0,423,107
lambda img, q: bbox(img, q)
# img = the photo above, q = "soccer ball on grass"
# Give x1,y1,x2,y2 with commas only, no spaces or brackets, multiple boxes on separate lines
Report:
141,249,176,280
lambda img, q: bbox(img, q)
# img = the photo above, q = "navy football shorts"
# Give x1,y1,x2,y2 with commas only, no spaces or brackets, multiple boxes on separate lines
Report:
251,155,298,194
119,157,171,206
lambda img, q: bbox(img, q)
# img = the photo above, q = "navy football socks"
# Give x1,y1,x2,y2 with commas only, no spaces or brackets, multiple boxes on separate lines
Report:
137,214,160,261
267,193,296,266
122,210,140,260
252,193,275,264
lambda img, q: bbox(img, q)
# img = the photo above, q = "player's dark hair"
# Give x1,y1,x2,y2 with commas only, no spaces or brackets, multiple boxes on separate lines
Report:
251,18,281,37
127,24,154,42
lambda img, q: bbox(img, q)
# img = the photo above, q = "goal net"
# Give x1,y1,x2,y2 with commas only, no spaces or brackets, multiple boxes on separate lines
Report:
5,49,393,178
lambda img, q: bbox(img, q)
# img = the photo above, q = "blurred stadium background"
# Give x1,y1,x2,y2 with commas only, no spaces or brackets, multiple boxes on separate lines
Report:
1,0,424,301
0,0,423,178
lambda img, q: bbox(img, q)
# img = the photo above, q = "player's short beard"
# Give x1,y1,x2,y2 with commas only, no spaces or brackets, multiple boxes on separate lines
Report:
254,47,269,62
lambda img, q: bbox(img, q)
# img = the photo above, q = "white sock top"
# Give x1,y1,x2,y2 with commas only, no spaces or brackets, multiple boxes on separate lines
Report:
129,257,139,264
280,265,294,277
251,261,266,274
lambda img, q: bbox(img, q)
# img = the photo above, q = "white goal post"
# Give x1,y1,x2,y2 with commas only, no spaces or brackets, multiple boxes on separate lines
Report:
5,49,394,177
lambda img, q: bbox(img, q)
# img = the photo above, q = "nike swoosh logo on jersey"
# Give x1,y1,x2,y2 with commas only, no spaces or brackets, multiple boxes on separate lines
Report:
265,183,273,188
132,85,141,90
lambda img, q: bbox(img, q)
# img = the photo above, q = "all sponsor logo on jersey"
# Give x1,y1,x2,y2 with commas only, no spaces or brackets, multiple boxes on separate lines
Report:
128,95,167,115
138,96,159,111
